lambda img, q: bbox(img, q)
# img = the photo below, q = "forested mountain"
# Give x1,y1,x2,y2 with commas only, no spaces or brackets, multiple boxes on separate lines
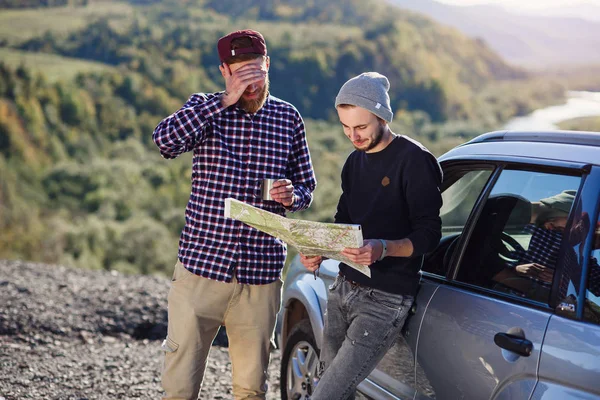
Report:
0,0,88,7
0,0,568,275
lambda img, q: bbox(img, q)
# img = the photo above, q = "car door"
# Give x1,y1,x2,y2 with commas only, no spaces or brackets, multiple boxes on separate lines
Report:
415,162,585,399
533,166,600,400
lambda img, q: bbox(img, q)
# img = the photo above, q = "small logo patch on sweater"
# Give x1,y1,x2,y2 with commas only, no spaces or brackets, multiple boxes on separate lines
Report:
381,176,390,187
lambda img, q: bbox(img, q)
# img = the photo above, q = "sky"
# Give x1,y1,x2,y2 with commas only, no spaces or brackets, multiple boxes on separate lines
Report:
436,0,600,11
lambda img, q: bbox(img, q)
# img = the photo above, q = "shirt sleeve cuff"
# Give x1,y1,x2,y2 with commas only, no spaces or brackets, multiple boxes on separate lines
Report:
283,194,298,212
285,186,313,212
202,93,228,118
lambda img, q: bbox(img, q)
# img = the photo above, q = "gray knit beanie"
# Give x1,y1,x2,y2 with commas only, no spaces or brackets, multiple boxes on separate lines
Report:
335,72,393,122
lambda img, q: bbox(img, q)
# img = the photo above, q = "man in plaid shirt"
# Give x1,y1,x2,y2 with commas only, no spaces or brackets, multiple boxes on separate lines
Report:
493,190,574,300
153,29,316,400
494,190,600,302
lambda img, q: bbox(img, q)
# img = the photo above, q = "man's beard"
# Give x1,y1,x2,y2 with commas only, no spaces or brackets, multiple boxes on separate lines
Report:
356,123,385,152
238,77,270,113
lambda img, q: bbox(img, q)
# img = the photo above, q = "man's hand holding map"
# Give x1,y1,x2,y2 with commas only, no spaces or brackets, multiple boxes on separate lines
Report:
224,198,370,277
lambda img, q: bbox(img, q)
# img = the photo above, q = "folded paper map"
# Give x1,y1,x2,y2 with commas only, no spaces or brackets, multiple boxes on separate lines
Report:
224,198,370,277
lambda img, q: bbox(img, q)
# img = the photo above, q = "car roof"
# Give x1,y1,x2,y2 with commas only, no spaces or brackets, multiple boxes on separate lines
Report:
439,130,600,165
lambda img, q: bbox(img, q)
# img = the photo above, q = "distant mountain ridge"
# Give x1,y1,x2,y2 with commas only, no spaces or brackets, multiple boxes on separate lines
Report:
387,0,600,67
531,3,600,22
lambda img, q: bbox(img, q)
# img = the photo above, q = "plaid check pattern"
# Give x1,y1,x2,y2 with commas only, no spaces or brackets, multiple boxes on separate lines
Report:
560,252,600,299
153,93,316,284
587,257,600,297
512,224,562,287
511,224,600,298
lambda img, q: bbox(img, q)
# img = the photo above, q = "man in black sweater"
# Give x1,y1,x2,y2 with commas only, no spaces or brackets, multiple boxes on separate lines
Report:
300,72,443,399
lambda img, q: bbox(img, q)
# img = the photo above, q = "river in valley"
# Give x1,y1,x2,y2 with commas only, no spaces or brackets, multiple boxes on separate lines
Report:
503,91,600,131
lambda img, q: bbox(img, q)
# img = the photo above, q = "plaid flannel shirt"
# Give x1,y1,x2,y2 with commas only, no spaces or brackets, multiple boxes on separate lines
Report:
153,92,316,284
511,224,600,297
512,223,563,284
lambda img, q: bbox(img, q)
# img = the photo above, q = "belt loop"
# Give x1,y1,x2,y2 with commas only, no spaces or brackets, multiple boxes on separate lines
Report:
338,273,363,289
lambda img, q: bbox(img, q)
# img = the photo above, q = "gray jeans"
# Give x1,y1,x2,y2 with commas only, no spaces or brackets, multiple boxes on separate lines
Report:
312,274,414,400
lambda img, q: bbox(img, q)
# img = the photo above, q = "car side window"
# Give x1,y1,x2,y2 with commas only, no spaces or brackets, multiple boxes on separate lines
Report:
455,168,582,304
584,212,600,324
422,168,493,276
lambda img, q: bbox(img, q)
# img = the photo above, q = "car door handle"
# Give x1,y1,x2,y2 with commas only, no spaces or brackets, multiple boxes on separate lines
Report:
493,332,533,357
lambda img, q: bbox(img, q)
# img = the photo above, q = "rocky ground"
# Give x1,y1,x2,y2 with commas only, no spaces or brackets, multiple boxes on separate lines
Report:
0,260,281,400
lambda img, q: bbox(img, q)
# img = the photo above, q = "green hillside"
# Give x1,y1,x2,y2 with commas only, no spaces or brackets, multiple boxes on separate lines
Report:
0,48,117,82
0,0,568,275
0,2,135,43
2,0,553,122
558,116,600,132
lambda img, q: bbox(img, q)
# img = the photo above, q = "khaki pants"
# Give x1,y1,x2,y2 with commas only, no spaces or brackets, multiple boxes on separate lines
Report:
161,261,282,400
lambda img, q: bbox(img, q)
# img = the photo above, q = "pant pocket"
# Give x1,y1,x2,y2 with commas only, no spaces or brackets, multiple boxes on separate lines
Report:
393,298,413,328
367,288,404,310
161,336,179,353
171,261,195,284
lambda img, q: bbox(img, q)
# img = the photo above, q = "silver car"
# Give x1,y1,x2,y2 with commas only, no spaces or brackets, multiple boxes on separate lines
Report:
276,130,600,400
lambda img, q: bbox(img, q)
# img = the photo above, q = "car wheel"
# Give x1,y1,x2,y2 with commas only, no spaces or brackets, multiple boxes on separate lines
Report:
280,319,320,400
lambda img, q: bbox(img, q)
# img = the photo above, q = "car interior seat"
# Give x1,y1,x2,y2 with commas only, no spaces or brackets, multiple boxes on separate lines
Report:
456,193,532,287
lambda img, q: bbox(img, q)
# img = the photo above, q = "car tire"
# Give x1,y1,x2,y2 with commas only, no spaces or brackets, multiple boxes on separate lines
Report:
280,319,320,400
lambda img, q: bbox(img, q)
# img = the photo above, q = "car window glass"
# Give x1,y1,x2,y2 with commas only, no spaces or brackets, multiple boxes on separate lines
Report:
584,212,600,324
554,194,598,319
422,169,492,276
455,169,581,303
440,170,493,238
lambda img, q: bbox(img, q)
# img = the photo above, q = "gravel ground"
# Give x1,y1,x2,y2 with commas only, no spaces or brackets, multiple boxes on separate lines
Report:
0,260,281,400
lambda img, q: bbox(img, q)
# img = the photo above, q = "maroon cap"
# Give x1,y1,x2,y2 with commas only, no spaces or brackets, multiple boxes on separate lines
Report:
217,29,267,64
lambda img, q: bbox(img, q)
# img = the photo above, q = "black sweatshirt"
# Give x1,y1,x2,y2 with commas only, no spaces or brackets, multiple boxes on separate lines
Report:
335,135,443,296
